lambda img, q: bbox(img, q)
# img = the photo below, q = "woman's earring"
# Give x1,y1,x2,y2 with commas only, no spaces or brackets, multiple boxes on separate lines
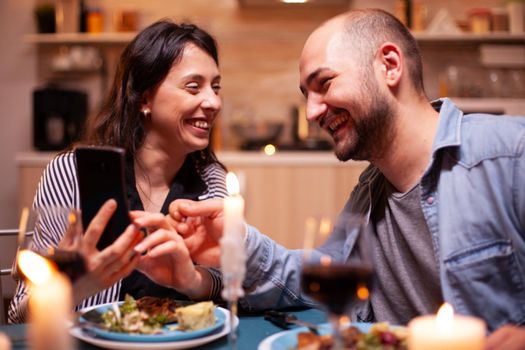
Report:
142,107,151,118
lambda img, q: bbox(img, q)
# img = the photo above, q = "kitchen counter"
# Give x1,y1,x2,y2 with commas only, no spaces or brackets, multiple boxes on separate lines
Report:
16,150,368,248
16,150,365,167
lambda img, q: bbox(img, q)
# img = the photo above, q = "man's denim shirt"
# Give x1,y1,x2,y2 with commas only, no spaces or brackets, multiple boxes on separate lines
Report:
239,98,525,331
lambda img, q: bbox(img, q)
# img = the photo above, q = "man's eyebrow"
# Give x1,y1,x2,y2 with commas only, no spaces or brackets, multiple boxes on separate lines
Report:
305,67,329,87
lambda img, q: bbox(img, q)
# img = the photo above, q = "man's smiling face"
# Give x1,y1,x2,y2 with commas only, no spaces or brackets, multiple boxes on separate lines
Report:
299,19,395,162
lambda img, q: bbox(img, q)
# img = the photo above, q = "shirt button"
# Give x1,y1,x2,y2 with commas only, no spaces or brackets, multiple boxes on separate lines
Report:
427,196,434,204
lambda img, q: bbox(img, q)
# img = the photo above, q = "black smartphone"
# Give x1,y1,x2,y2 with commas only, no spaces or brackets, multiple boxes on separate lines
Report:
75,145,131,250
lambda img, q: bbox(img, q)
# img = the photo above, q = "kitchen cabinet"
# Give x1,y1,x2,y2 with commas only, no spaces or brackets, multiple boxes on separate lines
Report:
16,151,369,249
413,32,525,106
26,31,525,117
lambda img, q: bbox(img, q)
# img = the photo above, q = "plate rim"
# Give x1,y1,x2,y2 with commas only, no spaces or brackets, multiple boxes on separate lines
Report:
258,322,379,350
80,301,225,342
71,306,238,350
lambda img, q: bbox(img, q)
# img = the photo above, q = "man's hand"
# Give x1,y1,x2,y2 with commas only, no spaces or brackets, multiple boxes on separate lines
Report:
168,198,227,267
486,324,525,350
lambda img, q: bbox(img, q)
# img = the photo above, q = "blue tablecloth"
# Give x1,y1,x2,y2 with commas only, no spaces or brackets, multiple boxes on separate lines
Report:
0,308,326,349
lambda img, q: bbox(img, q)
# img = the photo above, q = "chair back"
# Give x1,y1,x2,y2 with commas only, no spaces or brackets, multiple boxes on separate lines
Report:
0,229,33,325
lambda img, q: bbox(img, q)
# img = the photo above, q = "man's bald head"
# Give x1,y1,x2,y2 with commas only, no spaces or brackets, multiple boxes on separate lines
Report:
306,9,425,94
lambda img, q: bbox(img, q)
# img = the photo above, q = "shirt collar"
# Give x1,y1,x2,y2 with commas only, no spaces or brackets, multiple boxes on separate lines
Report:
431,98,463,154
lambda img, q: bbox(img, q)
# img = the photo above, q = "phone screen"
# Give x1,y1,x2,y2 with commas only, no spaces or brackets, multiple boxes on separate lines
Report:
75,146,131,250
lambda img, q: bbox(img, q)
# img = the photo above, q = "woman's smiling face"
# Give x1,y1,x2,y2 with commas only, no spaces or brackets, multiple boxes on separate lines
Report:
143,43,222,155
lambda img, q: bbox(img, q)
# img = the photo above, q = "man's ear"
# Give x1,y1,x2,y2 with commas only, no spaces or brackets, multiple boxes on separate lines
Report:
377,42,403,86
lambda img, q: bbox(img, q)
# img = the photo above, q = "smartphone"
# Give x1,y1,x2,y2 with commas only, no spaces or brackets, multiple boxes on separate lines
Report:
75,145,131,250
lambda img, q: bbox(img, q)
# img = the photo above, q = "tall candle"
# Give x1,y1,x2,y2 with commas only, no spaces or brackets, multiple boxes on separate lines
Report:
0,332,11,350
223,172,245,238
221,172,246,300
408,303,486,350
18,250,73,350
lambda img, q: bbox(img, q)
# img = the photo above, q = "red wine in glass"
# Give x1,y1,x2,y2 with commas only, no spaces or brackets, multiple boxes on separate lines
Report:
301,263,374,316
300,213,373,348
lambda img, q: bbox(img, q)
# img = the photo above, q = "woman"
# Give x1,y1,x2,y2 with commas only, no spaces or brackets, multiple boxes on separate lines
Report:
8,20,227,323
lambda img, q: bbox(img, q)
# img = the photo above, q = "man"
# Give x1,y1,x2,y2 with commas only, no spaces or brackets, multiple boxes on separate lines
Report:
164,8,525,349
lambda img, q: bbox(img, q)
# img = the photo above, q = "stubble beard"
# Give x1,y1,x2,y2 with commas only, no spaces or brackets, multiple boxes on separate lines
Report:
334,78,395,162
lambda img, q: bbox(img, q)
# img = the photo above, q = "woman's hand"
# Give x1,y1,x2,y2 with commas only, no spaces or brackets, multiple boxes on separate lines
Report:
486,325,525,350
59,199,143,306
168,198,227,267
131,211,212,300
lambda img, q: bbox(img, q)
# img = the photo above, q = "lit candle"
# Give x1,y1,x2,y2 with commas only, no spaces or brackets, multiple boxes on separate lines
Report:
221,172,247,348
221,171,246,300
223,172,245,239
408,303,486,350
18,250,73,350
0,332,11,350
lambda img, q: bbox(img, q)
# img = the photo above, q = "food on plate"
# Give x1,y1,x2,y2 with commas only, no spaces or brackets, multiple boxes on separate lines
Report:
296,322,408,350
135,295,185,323
99,295,216,334
175,301,216,331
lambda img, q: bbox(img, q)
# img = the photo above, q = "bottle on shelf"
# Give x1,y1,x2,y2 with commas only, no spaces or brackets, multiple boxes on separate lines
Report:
55,0,80,33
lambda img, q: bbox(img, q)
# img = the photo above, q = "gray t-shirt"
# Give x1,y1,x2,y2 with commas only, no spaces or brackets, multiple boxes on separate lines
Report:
369,181,443,325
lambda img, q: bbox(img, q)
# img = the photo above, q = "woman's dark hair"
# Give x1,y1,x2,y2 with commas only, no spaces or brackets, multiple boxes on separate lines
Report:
82,19,222,167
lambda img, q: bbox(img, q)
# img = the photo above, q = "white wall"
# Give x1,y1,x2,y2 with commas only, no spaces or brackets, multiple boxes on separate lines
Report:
0,0,37,297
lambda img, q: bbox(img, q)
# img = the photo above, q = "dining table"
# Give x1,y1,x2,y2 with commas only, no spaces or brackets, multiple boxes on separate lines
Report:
0,307,326,350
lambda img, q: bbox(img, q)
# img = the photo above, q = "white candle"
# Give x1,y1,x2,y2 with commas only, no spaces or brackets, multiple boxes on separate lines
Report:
223,172,245,238
0,332,11,350
408,303,486,350
18,250,73,350
221,172,246,300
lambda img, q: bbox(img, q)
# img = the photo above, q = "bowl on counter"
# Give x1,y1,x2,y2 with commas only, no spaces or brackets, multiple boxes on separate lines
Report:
231,121,284,150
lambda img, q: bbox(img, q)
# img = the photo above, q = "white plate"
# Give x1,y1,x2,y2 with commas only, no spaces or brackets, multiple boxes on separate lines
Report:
70,307,238,350
80,302,225,342
258,323,371,350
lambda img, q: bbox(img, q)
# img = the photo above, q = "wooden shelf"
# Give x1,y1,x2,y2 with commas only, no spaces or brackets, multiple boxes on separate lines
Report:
25,32,137,45
414,32,525,43
25,31,525,45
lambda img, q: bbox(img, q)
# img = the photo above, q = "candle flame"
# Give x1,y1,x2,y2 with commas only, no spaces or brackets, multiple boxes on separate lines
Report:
436,302,454,330
226,172,240,196
18,250,54,286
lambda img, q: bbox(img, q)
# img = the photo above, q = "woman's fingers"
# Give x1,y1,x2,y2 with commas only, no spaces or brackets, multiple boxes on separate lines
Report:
134,227,181,255
129,210,147,220
82,199,118,249
88,224,142,271
133,212,171,231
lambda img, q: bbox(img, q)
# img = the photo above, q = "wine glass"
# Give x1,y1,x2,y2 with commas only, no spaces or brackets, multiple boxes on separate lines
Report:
15,206,86,283
301,213,374,349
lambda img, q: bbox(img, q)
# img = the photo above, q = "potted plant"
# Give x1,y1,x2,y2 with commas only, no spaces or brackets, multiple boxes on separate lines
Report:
34,3,56,33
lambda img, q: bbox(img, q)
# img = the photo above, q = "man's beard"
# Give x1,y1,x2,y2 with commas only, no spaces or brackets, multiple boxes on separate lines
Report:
334,79,395,162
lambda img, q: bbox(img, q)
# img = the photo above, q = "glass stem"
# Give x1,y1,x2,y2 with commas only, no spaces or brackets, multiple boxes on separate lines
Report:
329,314,345,350
228,299,238,350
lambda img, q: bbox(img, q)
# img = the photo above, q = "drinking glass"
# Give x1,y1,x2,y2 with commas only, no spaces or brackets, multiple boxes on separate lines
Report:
301,213,374,349
15,206,86,283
